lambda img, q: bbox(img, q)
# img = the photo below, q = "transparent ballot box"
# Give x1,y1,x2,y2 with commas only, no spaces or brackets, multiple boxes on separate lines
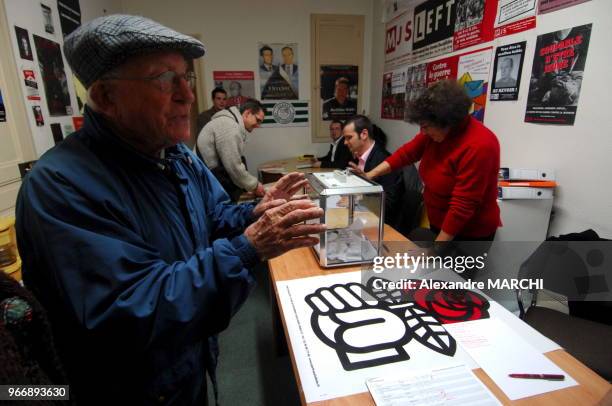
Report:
306,171,384,268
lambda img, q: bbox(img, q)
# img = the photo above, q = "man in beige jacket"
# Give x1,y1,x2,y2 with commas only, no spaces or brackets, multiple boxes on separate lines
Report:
197,99,265,201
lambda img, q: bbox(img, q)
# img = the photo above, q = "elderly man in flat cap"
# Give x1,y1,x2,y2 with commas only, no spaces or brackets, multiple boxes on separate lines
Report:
16,15,324,405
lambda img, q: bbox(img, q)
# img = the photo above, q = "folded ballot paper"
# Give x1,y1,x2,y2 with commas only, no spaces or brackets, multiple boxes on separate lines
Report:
367,364,501,406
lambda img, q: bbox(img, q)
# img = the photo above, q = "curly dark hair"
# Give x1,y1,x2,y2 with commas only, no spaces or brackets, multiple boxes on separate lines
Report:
405,80,471,128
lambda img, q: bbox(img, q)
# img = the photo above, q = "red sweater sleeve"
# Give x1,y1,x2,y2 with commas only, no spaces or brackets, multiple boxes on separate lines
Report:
385,133,428,171
441,140,499,236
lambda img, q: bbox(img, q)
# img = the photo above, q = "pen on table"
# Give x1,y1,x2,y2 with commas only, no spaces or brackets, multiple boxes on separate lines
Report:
509,373,565,381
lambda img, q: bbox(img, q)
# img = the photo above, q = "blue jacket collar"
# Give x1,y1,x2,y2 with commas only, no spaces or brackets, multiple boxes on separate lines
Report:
83,105,187,170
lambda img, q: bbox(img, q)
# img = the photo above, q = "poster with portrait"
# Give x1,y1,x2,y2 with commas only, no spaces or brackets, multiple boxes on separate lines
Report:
33,35,72,117
14,26,34,61
23,69,41,101
490,41,525,101
213,71,255,109
257,43,299,100
57,0,82,38
525,24,592,125
381,67,407,120
0,90,6,122
494,0,537,38
321,65,358,121
41,3,55,34
538,0,590,14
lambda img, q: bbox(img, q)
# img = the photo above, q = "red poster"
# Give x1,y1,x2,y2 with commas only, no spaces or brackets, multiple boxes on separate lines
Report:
213,71,255,108
72,116,84,131
453,0,498,51
23,69,41,101
426,55,458,85
495,15,536,37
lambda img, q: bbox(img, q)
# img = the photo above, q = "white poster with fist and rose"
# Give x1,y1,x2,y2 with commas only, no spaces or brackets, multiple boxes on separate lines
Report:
276,270,559,403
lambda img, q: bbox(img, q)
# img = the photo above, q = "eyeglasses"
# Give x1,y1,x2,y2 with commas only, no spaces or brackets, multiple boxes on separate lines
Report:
103,71,196,93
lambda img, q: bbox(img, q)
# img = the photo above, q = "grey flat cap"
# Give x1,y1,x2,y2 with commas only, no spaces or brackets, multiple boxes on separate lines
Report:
64,14,205,87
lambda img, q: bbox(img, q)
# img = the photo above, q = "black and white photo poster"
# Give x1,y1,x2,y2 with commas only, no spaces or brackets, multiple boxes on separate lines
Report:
258,43,299,100
525,24,592,125
14,26,34,61
41,3,55,34
33,35,73,117
491,41,525,101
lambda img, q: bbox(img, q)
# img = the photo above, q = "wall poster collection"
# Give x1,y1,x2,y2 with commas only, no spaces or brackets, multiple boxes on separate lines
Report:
5,0,84,153
382,0,592,126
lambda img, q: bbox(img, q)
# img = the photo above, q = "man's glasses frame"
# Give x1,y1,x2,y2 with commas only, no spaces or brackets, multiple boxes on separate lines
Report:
102,71,196,94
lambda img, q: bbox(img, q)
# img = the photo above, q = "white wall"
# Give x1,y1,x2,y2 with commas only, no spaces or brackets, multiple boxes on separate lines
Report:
369,0,612,238
80,0,122,22
120,0,375,173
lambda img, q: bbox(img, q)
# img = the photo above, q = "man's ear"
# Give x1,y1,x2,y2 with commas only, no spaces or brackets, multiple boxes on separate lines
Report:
360,129,369,140
88,81,116,117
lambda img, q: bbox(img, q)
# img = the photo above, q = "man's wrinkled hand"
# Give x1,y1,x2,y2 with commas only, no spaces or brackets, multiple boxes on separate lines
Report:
245,199,325,260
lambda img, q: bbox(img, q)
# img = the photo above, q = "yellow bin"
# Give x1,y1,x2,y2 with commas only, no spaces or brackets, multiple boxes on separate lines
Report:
0,217,22,282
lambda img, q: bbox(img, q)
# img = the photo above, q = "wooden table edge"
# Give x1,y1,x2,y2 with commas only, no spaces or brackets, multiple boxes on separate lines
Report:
268,237,611,405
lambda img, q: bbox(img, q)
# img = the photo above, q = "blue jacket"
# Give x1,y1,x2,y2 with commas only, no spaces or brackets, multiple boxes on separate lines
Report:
16,106,259,405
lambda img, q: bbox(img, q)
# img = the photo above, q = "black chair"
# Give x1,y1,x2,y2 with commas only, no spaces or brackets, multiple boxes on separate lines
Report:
516,230,612,381
393,165,427,240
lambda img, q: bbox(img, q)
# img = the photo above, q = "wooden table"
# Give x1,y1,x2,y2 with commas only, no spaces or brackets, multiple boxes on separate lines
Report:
258,157,332,186
268,225,611,406
258,157,333,175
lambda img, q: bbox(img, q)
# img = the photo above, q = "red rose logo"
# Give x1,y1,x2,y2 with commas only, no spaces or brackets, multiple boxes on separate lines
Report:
404,282,490,324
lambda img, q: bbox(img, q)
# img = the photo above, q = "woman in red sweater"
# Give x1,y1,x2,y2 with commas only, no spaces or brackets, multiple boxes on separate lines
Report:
354,80,501,241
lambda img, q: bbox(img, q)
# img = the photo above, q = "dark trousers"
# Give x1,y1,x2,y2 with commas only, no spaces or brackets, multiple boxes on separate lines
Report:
429,226,497,280
209,156,249,202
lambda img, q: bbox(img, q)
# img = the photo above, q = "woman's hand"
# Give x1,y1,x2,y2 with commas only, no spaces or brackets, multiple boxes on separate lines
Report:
348,161,392,180
348,162,369,179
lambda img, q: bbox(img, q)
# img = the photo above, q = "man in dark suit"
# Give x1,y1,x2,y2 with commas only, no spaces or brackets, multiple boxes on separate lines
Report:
314,119,352,169
344,115,402,226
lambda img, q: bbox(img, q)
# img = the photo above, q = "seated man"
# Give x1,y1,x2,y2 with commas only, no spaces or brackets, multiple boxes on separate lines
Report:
343,115,402,226
16,14,324,405
197,99,266,202
314,119,352,169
